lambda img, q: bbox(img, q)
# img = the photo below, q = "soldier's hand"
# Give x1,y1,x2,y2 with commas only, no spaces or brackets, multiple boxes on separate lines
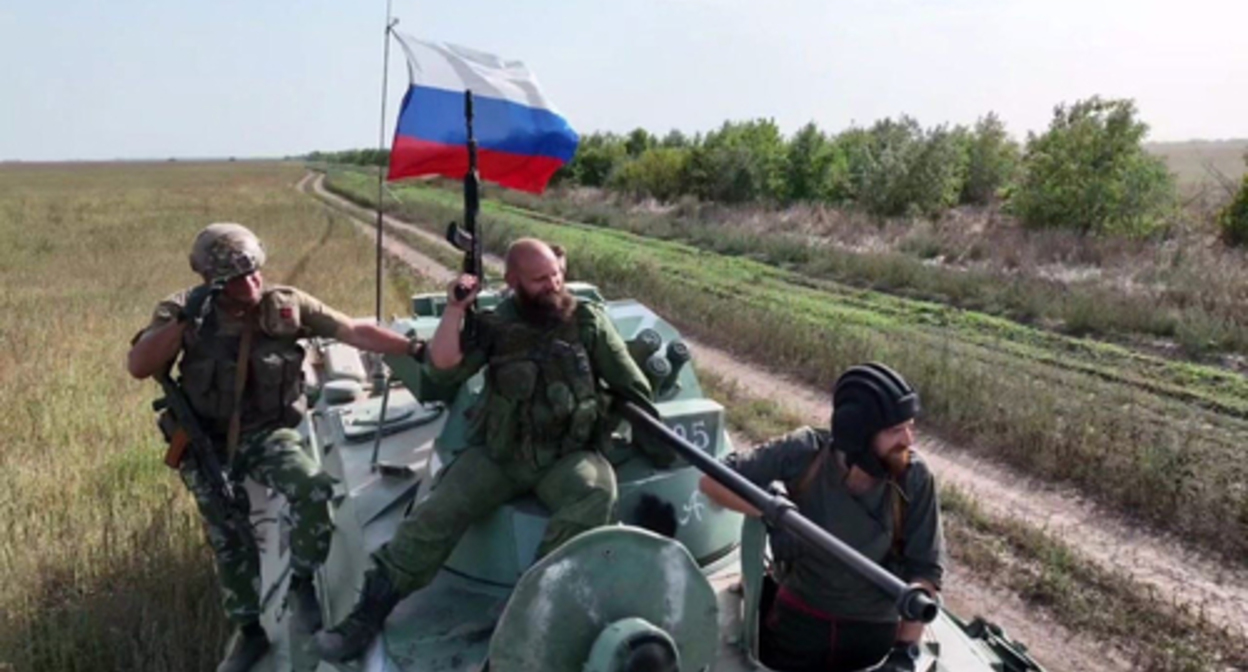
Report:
766,526,805,564
407,336,427,361
446,274,481,310
178,284,215,324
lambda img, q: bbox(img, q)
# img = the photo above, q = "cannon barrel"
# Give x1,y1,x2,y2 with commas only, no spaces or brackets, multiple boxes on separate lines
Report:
618,401,939,624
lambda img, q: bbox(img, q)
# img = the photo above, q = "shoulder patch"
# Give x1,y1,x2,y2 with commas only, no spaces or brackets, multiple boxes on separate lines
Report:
259,287,302,337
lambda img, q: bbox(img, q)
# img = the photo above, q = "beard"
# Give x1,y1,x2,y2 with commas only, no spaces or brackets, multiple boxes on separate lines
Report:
515,285,577,326
880,443,913,476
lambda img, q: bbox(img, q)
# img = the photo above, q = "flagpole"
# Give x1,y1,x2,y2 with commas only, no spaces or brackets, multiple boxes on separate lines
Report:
374,0,397,325
369,0,398,472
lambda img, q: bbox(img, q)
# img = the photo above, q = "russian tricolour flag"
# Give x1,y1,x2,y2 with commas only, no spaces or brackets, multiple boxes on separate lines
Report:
388,34,579,194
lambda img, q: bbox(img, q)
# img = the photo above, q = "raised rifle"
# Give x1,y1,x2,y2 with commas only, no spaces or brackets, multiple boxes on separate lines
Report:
445,89,482,341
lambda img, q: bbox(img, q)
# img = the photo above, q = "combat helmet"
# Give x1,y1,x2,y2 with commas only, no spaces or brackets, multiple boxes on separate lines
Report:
189,222,266,283
830,362,920,478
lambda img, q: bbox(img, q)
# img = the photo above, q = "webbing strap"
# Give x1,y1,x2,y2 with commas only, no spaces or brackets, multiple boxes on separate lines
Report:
225,318,254,456
792,447,830,501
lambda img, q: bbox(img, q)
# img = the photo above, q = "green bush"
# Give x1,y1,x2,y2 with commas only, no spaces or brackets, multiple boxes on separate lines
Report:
1217,173,1248,247
844,116,969,218
307,148,389,167
564,132,628,187
608,147,690,202
1009,97,1175,237
903,124,970,217
854,116,924,216
624,128,656,157
784,122,850,203
962,112,1020,205
685,119,786,203
659,129,691,149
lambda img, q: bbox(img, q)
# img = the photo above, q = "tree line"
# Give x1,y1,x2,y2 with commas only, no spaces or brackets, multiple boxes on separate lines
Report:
312,96,1248,245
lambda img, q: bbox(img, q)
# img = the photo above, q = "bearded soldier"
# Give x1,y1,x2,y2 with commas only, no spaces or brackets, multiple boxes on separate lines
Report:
127,223,422,672
315,237,669,662
700,363,946,672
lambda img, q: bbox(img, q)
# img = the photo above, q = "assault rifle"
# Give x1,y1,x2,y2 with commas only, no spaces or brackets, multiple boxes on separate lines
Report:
150,282,251,536
445,89,482,341
153,370,246,519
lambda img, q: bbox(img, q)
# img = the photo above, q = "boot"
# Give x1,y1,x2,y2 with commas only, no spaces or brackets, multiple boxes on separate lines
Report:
314,567,402,662
287,573,322,632
216,623,269,672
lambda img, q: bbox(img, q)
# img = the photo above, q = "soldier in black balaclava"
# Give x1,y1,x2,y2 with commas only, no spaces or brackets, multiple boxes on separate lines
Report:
700,362,946,672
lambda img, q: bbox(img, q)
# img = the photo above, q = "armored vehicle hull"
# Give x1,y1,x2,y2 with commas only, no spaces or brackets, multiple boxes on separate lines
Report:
236,284,1043,672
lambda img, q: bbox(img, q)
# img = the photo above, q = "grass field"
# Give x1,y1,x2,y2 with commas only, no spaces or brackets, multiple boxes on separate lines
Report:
1148,139,1248,189
5,159,1243,671
325,168,1248,563
0,162,426,672
336,162,1248,363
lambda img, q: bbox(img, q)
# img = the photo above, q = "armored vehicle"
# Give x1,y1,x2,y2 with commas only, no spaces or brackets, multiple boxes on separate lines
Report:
224,280,1045,672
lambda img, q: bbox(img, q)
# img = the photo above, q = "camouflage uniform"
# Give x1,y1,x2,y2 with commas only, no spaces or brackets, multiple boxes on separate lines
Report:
138,285,351,626
373,296,660,596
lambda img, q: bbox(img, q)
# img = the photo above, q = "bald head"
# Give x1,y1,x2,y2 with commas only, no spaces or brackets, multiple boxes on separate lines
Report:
505,237,559,279
505,237,573,323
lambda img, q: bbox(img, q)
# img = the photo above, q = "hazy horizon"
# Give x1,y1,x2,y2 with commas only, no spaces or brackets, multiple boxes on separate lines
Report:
3,0,1246,162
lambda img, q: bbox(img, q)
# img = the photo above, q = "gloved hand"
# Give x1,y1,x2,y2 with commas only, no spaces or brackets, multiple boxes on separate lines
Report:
611,397,677,469
407,336,427,361
874,642,921,672
178,284,216,324
637,439,677,469
633,493,678,538
766,526,805,564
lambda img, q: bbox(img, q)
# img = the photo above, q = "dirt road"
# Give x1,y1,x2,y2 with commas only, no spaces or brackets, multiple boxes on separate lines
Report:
302,171,1247,671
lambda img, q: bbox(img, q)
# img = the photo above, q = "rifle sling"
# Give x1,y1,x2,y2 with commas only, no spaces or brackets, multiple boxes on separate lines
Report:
791,447,829,501
791,446,907,565
225,317,254,457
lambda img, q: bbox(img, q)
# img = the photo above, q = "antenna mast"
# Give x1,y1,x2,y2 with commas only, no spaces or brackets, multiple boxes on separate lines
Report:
374,0,398,324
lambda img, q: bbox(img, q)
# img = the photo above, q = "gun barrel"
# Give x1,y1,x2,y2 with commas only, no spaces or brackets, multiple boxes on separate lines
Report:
618,401,938,624
153,372,249,535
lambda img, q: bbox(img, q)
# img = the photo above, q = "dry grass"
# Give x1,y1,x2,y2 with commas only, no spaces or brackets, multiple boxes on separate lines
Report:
1147,139,1248,190
460,174,1248,363
323,169,1248,565
0,162,422,672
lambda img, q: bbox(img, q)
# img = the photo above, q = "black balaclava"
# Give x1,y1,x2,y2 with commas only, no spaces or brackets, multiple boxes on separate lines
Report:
830,362,920,479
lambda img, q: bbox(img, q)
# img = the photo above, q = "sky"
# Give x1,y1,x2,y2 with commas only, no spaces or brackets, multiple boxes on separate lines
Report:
1,0,1245,161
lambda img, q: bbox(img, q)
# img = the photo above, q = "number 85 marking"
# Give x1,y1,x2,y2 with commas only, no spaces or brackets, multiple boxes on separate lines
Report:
670,419,711,449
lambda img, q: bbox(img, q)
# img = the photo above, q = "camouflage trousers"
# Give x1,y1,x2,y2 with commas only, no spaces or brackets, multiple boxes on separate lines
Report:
179,427,336,626
375,447,617,596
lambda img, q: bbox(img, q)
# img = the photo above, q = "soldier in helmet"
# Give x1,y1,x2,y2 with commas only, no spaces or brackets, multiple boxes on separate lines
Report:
127,223,423,672
315,237,668,662
699,363,946,672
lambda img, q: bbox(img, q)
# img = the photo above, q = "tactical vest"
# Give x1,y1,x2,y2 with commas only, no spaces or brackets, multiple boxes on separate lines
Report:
476,301,605,466
177,288,308,440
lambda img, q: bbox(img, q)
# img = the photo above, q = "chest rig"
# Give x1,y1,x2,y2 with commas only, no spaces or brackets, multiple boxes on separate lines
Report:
477,302,603,467
177,288,308,440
